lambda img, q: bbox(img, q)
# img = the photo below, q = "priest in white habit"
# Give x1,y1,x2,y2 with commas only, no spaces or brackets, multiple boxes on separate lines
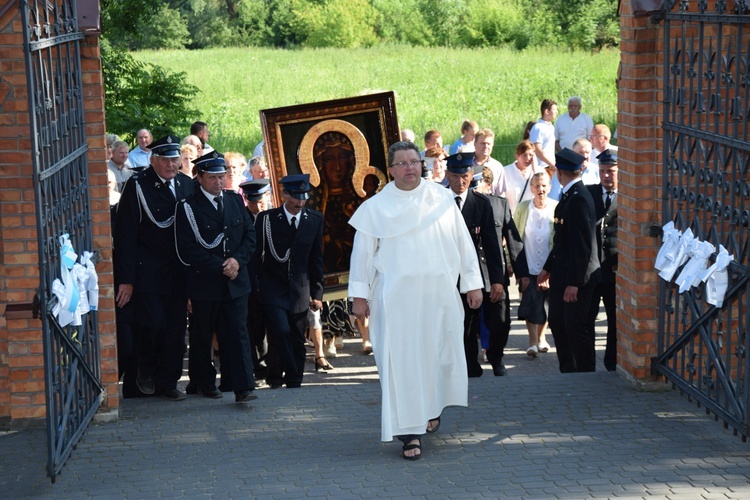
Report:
348,141,483,461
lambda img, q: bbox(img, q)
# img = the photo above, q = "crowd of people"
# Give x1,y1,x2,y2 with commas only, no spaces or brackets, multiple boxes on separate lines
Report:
106,96,620,460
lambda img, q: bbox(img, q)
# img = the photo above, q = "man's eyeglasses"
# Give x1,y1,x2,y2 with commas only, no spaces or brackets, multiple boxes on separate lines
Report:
391,160,424,169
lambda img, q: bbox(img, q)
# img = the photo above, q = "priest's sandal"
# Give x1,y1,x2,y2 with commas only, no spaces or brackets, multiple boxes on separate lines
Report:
402,438,422,460
426,416,441,434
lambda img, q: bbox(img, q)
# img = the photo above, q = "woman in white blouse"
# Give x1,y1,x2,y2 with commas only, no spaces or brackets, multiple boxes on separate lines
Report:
513,172,557,357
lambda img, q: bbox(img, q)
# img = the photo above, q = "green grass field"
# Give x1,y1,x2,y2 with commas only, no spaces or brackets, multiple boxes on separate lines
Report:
133,45,618,163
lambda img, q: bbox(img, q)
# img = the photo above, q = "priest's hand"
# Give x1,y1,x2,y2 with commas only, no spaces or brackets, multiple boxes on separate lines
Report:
466,289,483,309
352,297,370,319
519,277,530,292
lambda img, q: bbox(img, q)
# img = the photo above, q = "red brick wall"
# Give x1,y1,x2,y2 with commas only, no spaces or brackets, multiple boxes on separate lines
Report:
616,2,664,379
0,5,118,426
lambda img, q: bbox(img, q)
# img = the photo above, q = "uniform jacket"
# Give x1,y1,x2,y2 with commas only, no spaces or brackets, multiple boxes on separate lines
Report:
587,184,618,284
175,189,255,301
114,166,193,295
485,193,528,284
250,207,324,314
457,190,504,292
543,179,601,290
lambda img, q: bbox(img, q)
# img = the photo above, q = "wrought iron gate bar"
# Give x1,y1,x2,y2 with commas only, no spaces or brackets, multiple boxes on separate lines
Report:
665,14,750,22
656,276,749,361
664,123,750,153
29,32,84,51
20,0,102,482
37,145,88,181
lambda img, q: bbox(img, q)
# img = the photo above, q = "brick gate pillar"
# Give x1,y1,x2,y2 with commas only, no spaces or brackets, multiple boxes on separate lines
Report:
616,1,664,380
0,4,118,427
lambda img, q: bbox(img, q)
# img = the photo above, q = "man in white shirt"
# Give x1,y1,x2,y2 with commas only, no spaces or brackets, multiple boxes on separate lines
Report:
588,124,618,170
472,128,505,196
128,128,152,168
529,99,558,170
555,97,594,151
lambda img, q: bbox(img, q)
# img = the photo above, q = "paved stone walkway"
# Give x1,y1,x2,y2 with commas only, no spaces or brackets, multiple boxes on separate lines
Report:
2,291,750,498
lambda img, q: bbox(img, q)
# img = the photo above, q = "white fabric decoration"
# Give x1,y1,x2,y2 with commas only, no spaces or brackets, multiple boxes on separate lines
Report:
80,251,99,311
658,227,694,282
675,239,715,293
655,221,681,272
699,245,734,307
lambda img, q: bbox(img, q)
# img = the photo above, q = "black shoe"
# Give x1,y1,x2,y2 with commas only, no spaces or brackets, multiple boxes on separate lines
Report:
492,363,507,376
136,368,155,395
468,369,483,378
235,391,258,403
185,383,198,395
160,388,186,401
198,387,223,399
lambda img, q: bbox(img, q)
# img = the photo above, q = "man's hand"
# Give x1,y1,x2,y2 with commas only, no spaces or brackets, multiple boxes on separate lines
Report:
537,270,550,291
222,257,239,280
116,284,134,308
489,283,504,303
309,299,322,312
467,289,483,309
563,286,579,303
352,297,370,319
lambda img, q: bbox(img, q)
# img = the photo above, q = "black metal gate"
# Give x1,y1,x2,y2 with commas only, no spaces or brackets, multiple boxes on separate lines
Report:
20,0,103,481
656,0,750,439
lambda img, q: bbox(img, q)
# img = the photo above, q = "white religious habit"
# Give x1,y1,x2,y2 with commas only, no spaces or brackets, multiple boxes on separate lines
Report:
348,180,483,442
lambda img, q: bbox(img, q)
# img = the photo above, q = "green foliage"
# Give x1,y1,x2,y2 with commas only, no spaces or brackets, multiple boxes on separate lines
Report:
457,0,524,48
100,0,161,49
184,0,237,48
131,4,191,50
107,0,619,51
235,0,274,46
371,0,431,46
301,0,378,48
101,40,200,143
268,0,311,47
133,45,618,160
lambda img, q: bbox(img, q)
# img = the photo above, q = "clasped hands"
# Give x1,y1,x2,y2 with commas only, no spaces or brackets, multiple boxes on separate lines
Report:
222,257,240,280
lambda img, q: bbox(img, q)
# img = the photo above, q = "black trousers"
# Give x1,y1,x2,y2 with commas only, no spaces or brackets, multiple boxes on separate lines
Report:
548,282,596,373
461,294,483,377
189,295,254,394
247,291,269,379
133,292,187,391
264,305,308,388
482,289,511,370
588,280,617,371
463,289,511,376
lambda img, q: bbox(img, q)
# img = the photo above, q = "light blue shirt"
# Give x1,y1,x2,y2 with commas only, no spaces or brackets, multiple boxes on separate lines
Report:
128,146,151,168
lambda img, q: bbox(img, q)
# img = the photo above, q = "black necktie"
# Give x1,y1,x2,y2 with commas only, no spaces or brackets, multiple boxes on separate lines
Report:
290,216,297,230
605,192,612,211
455,196,462,211
214,196,223,215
